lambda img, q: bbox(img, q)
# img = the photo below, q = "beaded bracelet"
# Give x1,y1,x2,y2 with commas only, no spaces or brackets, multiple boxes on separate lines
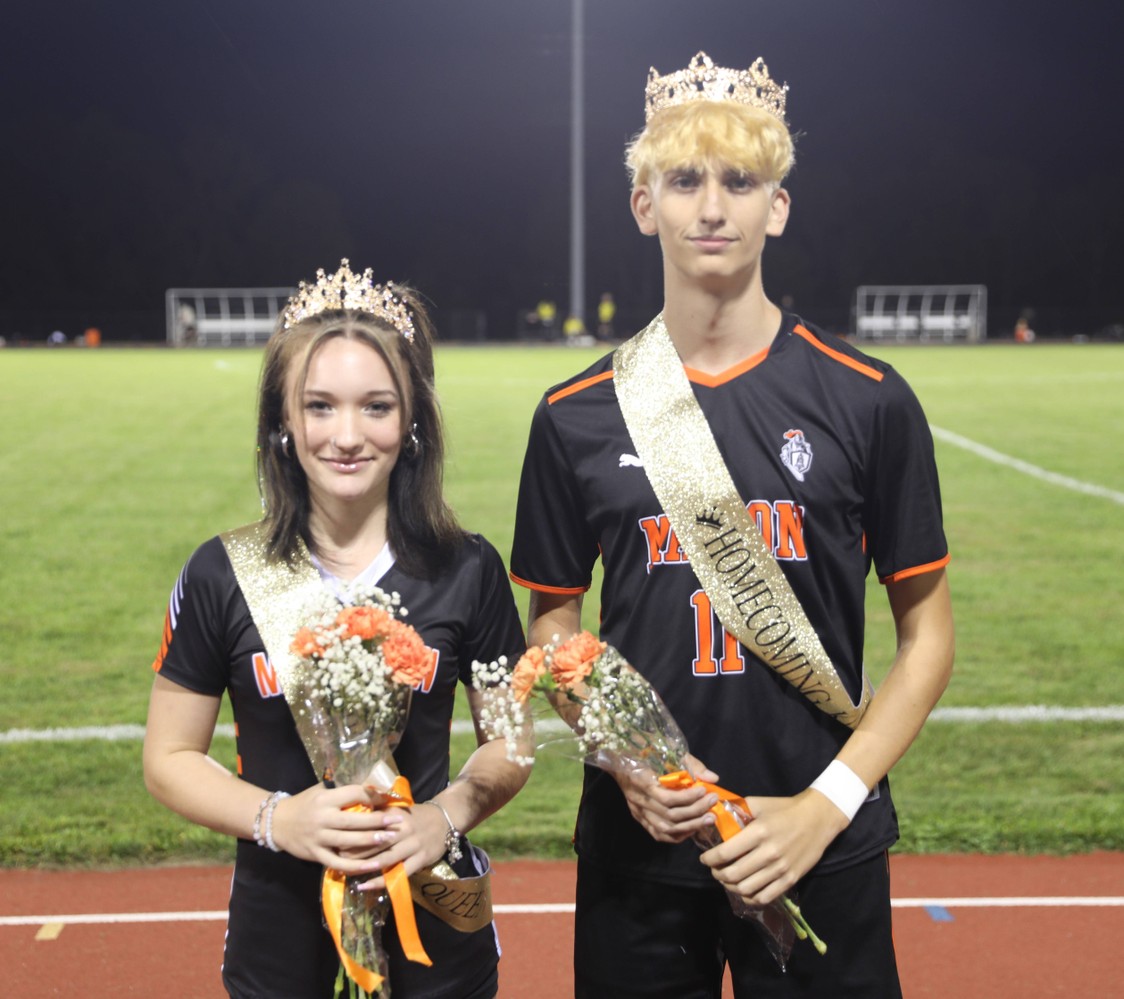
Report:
251,795,271,846
419,799,463,863
809,760,869,822
253,790,290,852
263,791,290,852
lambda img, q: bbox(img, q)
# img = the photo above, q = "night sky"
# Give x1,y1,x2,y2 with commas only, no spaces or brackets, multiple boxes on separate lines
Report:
4,0,1123,341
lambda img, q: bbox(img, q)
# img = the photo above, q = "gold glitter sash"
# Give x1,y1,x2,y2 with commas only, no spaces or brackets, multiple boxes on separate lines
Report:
220,523,493,932
409,855,494,932
220,524,331,770
613,316,871,729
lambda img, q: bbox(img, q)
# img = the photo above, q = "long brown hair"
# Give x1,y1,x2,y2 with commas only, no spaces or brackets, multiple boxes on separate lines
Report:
255,288,464,579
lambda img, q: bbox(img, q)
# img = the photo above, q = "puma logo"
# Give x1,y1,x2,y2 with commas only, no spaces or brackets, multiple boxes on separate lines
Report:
619,453,643,468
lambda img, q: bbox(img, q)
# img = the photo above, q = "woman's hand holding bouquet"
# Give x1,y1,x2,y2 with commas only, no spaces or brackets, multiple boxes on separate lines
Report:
289,585,436,998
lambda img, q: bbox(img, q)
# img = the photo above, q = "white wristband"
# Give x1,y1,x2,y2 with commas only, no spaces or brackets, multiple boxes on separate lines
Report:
809,760,869,821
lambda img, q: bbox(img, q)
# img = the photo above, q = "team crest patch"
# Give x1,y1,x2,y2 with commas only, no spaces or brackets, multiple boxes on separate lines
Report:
780,429,813,482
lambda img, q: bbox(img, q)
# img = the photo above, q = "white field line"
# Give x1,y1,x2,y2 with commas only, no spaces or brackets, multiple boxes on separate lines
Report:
4,897,1124,928
929,705,1124,722
930,425,1124,505
891,897,1124,909
4,706,1123,745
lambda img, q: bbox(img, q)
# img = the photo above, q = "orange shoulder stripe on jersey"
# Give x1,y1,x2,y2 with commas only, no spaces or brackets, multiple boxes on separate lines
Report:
151,610,174,673
509,571,589,595
684,345,770,387
880,553,951,584
793,324,883,382
548,369,614,405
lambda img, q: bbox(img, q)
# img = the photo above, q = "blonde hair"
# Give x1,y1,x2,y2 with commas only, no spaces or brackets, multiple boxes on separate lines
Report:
625,101,795,190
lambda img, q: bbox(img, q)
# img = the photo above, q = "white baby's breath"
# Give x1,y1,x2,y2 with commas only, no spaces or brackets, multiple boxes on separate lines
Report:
470,658,535,767
290,584,412,737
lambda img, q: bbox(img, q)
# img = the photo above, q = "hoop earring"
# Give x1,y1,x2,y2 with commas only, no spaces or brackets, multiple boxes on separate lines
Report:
279,429,291,457
402,423,421,459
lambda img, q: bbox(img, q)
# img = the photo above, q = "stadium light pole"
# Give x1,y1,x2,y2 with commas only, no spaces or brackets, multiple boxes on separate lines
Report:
568,0,585,332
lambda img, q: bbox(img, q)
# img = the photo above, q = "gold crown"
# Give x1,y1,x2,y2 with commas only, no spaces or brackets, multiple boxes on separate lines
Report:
281,259,416,341
644,51,788,124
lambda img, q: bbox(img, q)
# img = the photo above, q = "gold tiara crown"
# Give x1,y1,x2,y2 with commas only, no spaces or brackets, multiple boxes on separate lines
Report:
281,258,416,341
644,51,788,124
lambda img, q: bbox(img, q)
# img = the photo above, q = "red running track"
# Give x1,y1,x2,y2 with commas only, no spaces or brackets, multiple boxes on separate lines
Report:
2,853,1122,997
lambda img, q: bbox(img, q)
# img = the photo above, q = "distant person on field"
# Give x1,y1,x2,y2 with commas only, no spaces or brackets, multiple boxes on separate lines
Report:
535,298,557,339
144,260,529,998
597,292,616,339
510,50,954,997
563,313,588,345
177,302,198,344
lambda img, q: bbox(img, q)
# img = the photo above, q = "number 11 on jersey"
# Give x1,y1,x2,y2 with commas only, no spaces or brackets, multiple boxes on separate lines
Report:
690,590,746,676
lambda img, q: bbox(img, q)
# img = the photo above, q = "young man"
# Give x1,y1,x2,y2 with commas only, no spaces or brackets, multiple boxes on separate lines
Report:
510,52,954,997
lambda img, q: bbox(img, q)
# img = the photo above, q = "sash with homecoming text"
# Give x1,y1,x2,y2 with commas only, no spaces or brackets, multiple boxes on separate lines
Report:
613,316,872,729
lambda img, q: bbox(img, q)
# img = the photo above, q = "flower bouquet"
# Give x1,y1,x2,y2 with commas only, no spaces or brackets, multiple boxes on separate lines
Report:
474,632,825,969
289,583,436,998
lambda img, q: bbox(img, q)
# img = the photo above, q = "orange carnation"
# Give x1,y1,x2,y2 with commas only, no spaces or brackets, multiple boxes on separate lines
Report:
291,626,324,658
549,631,605,689
382,619,435,687
335,605,393,642
511,647,547,703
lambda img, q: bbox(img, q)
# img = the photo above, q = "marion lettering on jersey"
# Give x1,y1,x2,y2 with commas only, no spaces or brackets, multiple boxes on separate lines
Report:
252,652,284,699
639,499,807,573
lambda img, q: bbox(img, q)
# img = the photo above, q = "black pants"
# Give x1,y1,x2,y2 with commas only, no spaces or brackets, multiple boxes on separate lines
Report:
574,853,902,998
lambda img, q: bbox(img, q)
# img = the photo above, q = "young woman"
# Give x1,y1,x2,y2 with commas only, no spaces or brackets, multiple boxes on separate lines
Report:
144,260,529,998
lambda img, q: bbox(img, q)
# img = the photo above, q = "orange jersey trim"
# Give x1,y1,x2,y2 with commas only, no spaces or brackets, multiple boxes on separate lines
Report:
880,554,951,584
684,346,770,387
548,370,614,405
151,610,174,673
509,571,589,595
547,327,877,399
793,324,884,382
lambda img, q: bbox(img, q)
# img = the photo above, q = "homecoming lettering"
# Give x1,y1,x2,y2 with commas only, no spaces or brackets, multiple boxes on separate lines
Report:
697,518,832,702
639,501,820,683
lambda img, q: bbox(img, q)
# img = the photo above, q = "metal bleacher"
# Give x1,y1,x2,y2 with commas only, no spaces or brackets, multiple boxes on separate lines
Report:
853,284,987,342
165,287,296,346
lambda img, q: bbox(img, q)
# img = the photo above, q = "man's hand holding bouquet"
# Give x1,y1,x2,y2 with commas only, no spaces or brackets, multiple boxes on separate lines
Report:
473,631,826,969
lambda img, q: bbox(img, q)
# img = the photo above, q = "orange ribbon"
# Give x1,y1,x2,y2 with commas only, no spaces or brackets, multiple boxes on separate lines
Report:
658,770,752,841
322,776,433,995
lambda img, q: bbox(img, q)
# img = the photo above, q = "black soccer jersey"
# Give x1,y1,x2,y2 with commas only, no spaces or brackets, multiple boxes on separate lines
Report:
511,313,949,886
152,531,525,998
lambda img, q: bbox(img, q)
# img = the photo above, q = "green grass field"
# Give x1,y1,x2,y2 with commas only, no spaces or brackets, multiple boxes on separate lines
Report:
1,342,1122,867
